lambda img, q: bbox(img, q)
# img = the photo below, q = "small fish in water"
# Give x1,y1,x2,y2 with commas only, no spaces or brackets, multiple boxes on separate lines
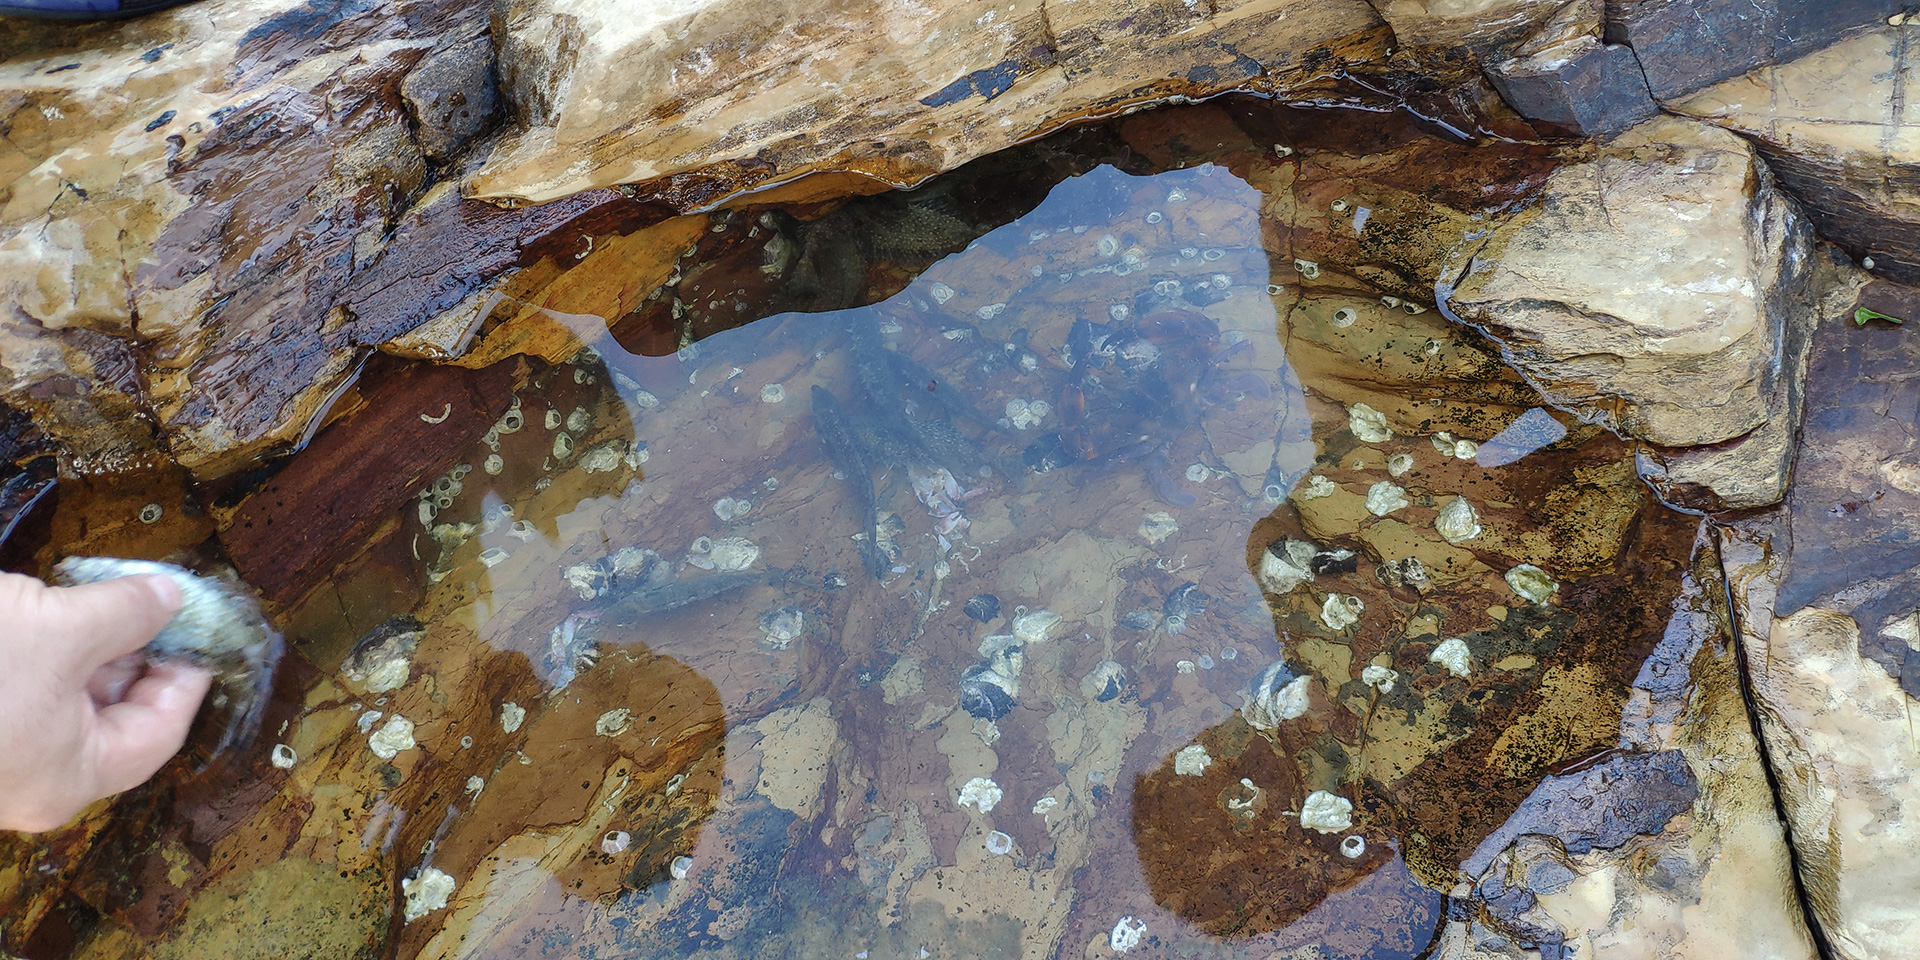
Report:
53,557,283,760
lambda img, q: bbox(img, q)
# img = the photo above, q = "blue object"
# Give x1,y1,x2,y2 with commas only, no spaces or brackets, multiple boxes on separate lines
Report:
0,0,196,18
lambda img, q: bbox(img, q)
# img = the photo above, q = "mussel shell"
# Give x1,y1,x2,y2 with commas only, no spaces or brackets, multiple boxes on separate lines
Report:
964,593,1001,623
1311,548,1358,575
1118,608,1157,631
959,666,1016,720
1162,582,1209,619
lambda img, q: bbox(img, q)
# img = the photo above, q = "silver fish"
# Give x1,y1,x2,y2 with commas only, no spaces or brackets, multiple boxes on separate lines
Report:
53,557,283,759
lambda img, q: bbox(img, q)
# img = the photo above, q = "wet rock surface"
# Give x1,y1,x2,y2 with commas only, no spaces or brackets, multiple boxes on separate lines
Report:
1672,26,1920,286
1719,273,1920,960
0,95,1834,960
5,5,1920,959
1443,116,1815,507
470,0,1390,207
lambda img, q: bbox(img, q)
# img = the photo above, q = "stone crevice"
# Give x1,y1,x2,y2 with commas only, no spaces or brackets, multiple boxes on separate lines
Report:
1716,535,1841,960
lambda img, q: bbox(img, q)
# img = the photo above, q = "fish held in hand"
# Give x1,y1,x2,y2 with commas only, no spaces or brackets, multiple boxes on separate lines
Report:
54,557,283,760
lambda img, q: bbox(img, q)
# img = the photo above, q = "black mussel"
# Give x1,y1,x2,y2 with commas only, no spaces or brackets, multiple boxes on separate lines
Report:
964,593,1001,622
959,665,1016,720
1023,433,1073,474
1162,582,1210,620
1311,548,1358,575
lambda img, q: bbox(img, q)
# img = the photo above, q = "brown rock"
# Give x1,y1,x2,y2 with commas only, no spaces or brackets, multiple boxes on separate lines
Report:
467,0,1390,208
1445,117,1813,455
1671,27,1920,285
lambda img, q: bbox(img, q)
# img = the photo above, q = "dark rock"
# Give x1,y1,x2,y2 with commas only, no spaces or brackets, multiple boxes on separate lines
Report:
1487,37,1657,137
400,33,500,162
1608,0,1903,100
1460,750,1698,876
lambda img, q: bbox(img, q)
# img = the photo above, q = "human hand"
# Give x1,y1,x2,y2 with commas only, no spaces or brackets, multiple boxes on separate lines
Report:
0,570,212,832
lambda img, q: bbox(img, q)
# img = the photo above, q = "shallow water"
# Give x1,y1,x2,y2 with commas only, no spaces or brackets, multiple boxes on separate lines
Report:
1,102,1715,959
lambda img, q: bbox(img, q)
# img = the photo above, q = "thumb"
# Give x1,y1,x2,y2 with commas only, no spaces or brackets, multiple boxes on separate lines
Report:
45,574,184,674
89,662,213,795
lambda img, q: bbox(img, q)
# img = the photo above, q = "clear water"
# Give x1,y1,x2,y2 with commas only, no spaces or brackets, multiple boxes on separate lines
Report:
1,105,1708,960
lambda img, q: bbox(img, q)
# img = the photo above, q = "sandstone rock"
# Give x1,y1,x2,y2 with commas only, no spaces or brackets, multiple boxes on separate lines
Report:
0,1,654,479
466,0,1391,208
1436,540,1816,960
1370,0,1573,53
1444,116,1813,453
1671,27,1920,286
1723,538,1920,960
1635,248,1855,512
1607,0,1903,100
1712,277,1920,960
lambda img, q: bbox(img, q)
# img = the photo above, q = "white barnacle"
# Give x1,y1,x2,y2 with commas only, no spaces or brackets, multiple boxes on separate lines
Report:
368,715,416,759
1139,511,1179,545
1012,609,1062,644
1387,453,1414,477
1299,790,1353,834
1365,481,1409,517
1361,663,1398,694
1320,593,1363,631
929,282,955,304
595,708,634,737
1258,540,1317,595
1506,564,1557,604
578,441,626,473
1348,403,1392,442
984,830,1014,855
760,383,786,403
708,536,760,571
1243,663,1311,730
1294,258,1321,280
670,855,694,880
1436,496,1482,543
957,776,1003,813
1430,637,1472,677
601,831,631,854
1340,835,1366,859
1294,475,1337,501
270,744,297,769
1174,744,1213,776
1331,307,1357,328
402,867,455,922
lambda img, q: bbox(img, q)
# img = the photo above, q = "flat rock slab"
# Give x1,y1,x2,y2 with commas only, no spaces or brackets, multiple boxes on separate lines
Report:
466,0,1391,207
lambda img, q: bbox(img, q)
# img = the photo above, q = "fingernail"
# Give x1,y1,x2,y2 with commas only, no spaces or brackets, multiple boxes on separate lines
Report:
144,574,184,613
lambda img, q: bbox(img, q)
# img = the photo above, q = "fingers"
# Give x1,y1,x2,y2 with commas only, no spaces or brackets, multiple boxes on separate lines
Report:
86,652,148,707
89,662,212,796
42,574,183,674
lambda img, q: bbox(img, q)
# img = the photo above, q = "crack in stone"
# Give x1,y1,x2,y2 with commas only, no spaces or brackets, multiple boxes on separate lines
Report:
1717,531,1840,960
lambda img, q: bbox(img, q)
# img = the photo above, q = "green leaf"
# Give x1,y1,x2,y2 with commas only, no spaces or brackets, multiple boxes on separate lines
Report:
1855,307,1907,326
